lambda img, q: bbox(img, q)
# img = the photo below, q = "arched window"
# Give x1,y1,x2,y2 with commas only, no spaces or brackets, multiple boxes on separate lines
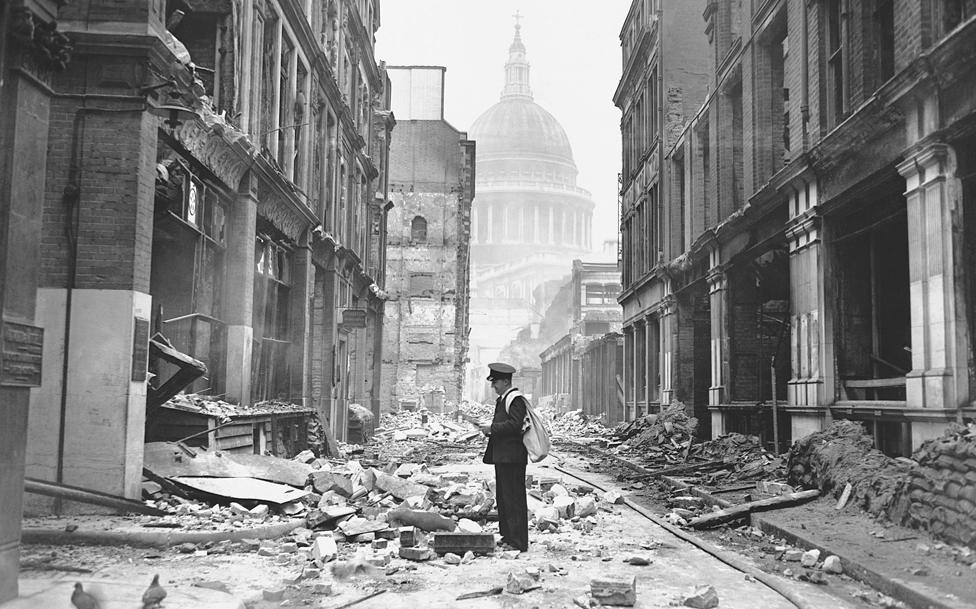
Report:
411,216,427,242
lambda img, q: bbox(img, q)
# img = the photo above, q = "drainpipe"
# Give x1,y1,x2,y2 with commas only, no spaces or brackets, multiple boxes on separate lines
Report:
800,1,810,149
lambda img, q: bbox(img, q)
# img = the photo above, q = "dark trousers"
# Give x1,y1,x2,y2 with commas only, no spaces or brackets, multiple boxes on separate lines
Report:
494,463,528,551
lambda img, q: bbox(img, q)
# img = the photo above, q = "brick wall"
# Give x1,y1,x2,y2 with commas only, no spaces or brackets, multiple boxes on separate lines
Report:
41,72,157,293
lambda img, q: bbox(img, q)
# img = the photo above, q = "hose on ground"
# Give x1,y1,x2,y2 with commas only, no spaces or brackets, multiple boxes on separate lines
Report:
549,463,818,609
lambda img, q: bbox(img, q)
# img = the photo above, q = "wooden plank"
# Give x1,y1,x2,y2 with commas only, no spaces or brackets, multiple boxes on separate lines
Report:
215,435,254,450
25,478,166,515
688,489,820,529
844,377,905,389
215,423,255,437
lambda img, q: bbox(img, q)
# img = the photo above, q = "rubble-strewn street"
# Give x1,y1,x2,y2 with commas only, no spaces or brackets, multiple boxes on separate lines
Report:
11,406,976,608
4,1,976,607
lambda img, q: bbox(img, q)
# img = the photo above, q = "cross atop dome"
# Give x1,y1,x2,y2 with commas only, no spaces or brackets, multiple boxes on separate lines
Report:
513,10,522,29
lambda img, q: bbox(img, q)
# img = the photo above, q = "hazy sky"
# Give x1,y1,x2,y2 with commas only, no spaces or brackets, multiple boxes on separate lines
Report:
375,1,628,248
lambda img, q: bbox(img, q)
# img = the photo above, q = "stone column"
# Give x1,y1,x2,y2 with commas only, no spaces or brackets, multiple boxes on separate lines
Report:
635,319,646,417
622,325,633,421
645,312,658,407
224,173,258,404
659,294,676,405
897,143,970,444
784,170,831,440
707,247,729,438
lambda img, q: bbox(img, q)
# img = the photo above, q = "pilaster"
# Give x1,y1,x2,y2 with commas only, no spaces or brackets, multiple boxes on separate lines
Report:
896,143,970,413
783,169,831,439
224,173,258,404
706,247,728,408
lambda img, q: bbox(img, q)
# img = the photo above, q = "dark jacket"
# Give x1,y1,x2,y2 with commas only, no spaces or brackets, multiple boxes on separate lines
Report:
482,388,528,464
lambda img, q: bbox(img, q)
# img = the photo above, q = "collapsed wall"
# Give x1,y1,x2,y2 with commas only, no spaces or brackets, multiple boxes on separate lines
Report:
897,424,976,548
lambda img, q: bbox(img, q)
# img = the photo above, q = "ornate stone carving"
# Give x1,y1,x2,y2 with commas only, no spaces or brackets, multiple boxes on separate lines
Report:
10,8,72,72
256,186,310,242
172,120,250,189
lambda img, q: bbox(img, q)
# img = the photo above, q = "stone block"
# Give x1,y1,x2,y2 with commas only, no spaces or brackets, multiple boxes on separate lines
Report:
822,555,843,574
682,585,718,609
553,496,576,519
590,576,636,606
312,536,337,564
456,518,483,533
432,532,495,555
577,496,597,518
800,549,820,567
399,526,419,547
263,588,286,602
399,546,433,561
338,517,388,537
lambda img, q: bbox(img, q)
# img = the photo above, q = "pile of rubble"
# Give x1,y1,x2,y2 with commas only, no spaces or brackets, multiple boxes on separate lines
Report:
616,401,697,455
542,408,613,440
164,393,314,418
787,420,911,516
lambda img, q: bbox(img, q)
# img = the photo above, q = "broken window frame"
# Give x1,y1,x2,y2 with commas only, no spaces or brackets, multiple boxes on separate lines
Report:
151,153,229,397
252,232,294,402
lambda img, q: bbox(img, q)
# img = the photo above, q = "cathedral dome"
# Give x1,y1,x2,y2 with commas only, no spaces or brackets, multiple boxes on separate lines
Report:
469,98,576,166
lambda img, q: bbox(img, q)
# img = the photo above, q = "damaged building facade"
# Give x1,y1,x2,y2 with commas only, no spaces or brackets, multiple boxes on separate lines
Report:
382,66,475,412
539,260,623,418
1,0,393,574
466,21,596,400
618,0,976,456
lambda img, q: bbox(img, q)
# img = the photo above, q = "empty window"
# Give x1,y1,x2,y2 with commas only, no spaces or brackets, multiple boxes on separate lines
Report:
411,216,427,242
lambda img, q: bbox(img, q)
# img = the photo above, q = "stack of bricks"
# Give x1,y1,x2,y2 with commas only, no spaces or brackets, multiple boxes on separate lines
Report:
898,426,976,549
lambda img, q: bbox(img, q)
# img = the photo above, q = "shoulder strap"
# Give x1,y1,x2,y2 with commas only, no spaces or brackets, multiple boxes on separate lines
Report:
504,389,524,413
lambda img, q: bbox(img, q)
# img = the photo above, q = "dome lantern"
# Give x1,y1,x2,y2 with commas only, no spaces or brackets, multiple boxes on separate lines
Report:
502,11,532,100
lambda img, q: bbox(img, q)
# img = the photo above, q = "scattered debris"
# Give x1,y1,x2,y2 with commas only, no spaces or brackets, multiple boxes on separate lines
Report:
687,490,820,529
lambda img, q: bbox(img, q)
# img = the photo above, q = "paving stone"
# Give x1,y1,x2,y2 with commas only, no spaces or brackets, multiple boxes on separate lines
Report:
371,539,388,549
399,526,419,547
263,587,286,602
312,583,332,595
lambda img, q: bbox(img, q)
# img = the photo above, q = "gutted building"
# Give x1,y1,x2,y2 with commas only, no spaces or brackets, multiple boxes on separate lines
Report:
13,0,393,532
539,260,623,417
382,66,475,411
618,0,976,456
466,19,596,400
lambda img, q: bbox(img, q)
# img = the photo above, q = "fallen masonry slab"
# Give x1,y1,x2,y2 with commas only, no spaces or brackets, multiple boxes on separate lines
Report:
337,517,388,537
310,471,354,497
432,533,495,556
373,471,433,501
590,576,636,606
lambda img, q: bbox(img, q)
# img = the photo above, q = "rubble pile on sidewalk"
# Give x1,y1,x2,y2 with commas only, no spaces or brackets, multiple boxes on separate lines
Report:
788,420,911,516
693,433,785,483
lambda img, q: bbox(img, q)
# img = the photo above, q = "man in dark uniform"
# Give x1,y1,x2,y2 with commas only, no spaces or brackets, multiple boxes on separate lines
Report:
479,362,529,552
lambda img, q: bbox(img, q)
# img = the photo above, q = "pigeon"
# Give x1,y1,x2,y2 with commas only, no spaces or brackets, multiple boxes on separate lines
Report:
142,574,167,608
71,582,100,609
